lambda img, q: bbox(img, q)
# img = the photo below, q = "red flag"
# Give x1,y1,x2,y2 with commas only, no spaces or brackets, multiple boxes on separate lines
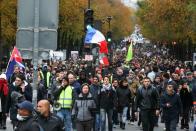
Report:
6,47,24,80
10,47,22,63
100,56,109,66
98,41,108,54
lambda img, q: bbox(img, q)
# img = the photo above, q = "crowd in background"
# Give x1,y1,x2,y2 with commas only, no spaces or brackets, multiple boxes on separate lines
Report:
0,42,196,131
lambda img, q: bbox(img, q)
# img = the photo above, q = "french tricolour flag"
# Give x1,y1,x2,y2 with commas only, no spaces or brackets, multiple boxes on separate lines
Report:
5,47,25,80
84,25,108,54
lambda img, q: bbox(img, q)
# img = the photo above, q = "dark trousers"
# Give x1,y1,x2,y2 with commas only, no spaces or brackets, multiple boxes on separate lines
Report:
126,106,130,120
181,108,190,127
140,110,155,131
100,108,113,131
112,108,119,124
165,118,177,131
76,120,93,131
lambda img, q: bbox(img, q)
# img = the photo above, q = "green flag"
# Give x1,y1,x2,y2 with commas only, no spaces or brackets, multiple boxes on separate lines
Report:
126,43,133,62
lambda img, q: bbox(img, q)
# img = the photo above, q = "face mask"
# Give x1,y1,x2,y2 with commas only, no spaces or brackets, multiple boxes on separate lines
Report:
16,114,28,121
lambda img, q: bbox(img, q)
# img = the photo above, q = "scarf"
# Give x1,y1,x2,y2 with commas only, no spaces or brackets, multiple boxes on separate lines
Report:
102,83,111,90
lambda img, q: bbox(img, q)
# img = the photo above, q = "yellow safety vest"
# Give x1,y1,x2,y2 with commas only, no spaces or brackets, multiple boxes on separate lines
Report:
40,71,51,88
110,75,113,83
58,86,73,108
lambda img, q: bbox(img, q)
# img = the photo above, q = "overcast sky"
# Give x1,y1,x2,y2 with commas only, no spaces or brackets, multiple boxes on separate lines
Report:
121,0,138,10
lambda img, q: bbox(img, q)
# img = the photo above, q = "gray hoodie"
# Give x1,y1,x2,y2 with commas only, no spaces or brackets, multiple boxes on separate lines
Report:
72,93,96,121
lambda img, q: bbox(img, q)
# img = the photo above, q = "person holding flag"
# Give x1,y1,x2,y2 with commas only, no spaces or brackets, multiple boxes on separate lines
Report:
85,25,110,68
126,41,133,62
5,47,25,84
6,74,32,129
85,25,109,54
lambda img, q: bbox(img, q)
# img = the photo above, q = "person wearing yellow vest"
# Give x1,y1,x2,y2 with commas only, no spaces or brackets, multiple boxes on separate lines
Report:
39,65,51,89
53,76,75,131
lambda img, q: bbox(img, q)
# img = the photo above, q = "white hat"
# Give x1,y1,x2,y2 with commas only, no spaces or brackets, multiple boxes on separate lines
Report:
0,74,6,80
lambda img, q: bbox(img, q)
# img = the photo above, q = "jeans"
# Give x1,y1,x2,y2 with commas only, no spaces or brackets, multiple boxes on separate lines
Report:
100,108,113,131
165,118,177,131
119,107,128,123
95,113,100,131
57,108,72,131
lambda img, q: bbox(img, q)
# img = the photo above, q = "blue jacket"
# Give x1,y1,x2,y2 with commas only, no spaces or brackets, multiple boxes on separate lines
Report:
71,81,81,95
161,92,182,120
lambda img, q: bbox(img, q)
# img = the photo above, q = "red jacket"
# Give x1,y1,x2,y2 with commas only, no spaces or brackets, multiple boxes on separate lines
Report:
0,79,9,96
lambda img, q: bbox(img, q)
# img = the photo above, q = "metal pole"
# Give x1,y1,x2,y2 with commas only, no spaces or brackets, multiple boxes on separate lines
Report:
32,0,40,107
0,11,2,70
107,16,112,31
88,0,90,9
109,21,110,31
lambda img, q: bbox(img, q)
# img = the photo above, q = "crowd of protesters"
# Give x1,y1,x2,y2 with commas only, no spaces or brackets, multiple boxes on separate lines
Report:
0,42,196,131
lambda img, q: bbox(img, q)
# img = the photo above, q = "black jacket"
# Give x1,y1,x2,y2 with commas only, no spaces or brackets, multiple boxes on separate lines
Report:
134,85,160,111
14,116,40,131
116,86,132,107
180,88,193,109
161,92,182,120
37,114,64,131
6,81,32,121
99,84,117,110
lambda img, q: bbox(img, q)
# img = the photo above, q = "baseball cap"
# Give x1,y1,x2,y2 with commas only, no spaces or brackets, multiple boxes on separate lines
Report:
186,71,192,76
17,101,34,112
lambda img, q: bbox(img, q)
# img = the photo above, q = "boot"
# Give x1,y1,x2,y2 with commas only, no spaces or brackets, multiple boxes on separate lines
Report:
120,122,123,129
2,118,6,129
121,123,125,130
0,121,2,129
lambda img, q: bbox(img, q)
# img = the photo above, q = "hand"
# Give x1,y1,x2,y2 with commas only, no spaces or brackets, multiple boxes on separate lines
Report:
20,83,25,92
113,106,117,111
166,103,171,107
61,80,67,88
71,114,76,120
155,110,160,116
134,112,138,119
6,113,9,117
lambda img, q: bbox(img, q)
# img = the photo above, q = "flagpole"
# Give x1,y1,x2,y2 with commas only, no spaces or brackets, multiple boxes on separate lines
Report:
5,47,15,74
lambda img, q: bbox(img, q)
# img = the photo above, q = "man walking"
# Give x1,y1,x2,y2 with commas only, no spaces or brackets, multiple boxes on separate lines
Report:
161,82,182,131
134,77,160,131
14,101,40,131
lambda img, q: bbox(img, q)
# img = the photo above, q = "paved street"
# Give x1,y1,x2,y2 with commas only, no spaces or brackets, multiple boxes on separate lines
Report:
3,117,194,131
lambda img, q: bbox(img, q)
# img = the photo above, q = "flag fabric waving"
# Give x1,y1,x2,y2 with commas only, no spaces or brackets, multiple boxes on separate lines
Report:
98,41,108,54
126,42,133,62
5,47,24,80
99,53,109,66
85,25,108,54
100,56,109,66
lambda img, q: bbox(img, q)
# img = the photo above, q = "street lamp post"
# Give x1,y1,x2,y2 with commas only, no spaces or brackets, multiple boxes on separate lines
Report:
107,16,112,31
88,0,90,9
